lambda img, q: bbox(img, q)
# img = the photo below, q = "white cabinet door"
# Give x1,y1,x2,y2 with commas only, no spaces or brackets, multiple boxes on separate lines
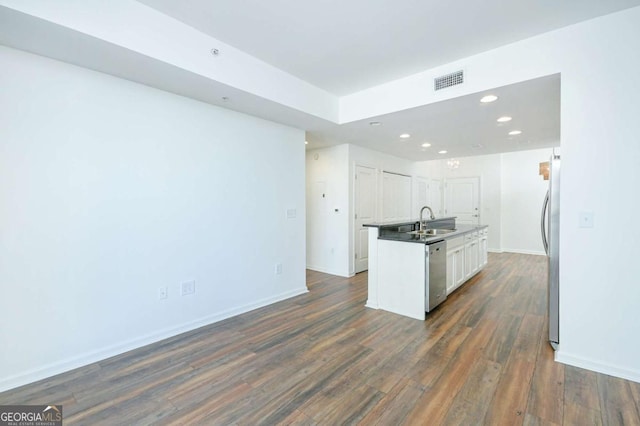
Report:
446,250,455,294
446,237,466,295
479,236,488,268
465,238,479,278
454,248,466,287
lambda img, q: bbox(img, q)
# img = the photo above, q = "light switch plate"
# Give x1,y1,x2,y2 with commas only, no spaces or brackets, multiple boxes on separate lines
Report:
579,211,594,228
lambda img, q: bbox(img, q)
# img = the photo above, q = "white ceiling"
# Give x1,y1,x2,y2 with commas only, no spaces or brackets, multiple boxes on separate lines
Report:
3,2,639,161
309,74,561,160
138,0,640,96
135,0,640,160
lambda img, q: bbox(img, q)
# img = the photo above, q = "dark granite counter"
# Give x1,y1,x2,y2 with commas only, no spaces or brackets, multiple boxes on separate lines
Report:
363,217,488,244
375,224,488,244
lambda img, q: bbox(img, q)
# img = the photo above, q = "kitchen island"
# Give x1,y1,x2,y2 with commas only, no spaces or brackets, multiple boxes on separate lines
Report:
364,218,488,320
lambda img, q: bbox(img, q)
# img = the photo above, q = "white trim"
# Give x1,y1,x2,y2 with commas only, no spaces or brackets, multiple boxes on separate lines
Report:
487,248,504,253
501,248,546,256
555,350,640,384
0,287,308,393
306,264,353,278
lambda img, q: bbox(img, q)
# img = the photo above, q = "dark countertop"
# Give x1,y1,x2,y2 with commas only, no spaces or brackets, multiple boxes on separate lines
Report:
363,218,488,244
375,224,488,244
363,220,422,228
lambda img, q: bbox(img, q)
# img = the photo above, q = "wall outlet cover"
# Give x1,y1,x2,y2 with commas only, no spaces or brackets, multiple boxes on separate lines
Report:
158,286,168,300
579,211,594,228
181,280,196,296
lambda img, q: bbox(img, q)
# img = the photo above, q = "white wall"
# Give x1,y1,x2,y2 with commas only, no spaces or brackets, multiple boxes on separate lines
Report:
0,46,307,391
305,145,350,276
501,148,554,254
556,12,640,381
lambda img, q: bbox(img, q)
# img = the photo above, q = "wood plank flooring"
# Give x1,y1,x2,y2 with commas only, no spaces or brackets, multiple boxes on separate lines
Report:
2,253,640,425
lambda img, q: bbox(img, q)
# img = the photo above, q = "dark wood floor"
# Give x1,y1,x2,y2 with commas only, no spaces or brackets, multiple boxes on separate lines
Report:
2,253,639,425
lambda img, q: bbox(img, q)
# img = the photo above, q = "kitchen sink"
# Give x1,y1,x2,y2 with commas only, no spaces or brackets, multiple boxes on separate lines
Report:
407,228,456,236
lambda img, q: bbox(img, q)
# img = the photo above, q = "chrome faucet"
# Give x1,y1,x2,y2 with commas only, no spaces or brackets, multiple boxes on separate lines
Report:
419,206,435,231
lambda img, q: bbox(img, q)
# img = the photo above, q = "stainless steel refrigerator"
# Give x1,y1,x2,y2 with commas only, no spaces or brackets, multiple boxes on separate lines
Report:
541,152,560,350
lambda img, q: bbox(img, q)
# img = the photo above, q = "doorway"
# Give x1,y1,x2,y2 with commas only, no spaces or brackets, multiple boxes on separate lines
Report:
354,165,376,273
445,177,480,225
382,171,411,222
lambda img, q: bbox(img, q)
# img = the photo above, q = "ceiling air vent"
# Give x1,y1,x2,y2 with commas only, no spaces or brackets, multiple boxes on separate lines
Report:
434,70,464,91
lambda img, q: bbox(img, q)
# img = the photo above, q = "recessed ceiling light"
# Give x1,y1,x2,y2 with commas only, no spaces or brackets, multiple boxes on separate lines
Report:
438,150,448,154
400,133,411,139
480,95,498,103
497,116,512,122
509,130,522,135
421,143,431,148
369,121,381,126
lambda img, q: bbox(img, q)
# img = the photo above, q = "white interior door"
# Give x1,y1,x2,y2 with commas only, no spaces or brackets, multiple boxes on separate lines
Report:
416,177,428,206
382,172,411,222
429,178,443,217
398,175,411,220
414,177,429,220
445,177,480,225
382,173,395,221
354,165,376,273
307,181,327,266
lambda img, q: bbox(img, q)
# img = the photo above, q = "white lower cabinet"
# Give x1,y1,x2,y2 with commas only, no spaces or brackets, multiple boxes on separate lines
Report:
465,237,479,279
446,228,487,295
445,236,465,295
479,231,488,267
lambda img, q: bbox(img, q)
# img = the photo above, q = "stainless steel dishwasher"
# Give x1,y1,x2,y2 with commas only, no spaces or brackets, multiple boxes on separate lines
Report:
425,239,447,312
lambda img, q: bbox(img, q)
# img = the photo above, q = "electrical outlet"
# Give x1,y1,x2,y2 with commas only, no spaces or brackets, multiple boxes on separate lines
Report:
181,280,195,296
275,263,283,275
158,286,168,300
579,211,594,228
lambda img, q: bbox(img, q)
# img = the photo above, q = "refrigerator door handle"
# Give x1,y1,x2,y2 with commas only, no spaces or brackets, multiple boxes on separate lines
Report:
541,190,549,255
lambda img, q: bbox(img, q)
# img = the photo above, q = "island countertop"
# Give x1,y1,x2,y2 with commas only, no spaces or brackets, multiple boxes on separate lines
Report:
363,218,488,244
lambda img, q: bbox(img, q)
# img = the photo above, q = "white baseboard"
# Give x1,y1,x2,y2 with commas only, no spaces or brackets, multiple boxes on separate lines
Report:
487,248,503,253
365,300,379,309
500,248,546,256
0,287,308,393
555,350,640,384
306,264,353,278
